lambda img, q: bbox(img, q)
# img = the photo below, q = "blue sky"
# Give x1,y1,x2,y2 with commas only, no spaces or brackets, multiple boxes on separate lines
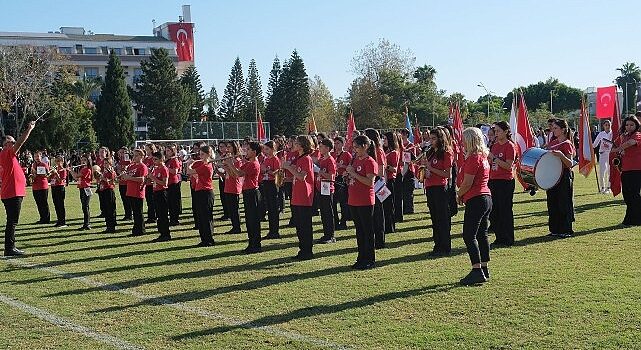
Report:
3,0,640,101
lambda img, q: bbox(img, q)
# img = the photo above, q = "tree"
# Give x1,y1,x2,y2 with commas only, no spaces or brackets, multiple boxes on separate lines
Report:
266,56,281,102
180,65,205,121
134,48,189,140
265,56,283,132
94,50,134,149
219,57,247,122
273,50,310,135
309,75,339,132
204,85,219,121
351,38,416,83
615,62,641,115
244,59,264,121
73,75,102,102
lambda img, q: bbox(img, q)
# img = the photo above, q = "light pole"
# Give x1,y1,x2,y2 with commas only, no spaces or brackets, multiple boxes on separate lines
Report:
550,89,555,114
477,82,490,123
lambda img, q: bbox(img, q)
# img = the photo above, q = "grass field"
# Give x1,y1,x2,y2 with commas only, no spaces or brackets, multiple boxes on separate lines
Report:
1,174,640,350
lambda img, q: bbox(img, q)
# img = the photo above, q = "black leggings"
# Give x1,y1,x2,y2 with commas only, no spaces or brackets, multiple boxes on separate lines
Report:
462,195,492,265
488,179,515,245
351,205,375,264
622,170,641,225
426,185,451,253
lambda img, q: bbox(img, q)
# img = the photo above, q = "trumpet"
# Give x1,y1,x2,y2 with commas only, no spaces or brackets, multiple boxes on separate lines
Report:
274,169,285,189
612,154,623,171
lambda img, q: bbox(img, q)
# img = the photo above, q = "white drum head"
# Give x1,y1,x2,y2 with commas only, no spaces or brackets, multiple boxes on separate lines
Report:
534,152,563,190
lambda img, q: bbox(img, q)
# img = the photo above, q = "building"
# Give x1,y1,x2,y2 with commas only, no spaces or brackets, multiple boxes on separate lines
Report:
0,5,195,139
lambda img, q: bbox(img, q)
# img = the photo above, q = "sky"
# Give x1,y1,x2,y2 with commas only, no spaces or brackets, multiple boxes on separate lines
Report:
2,0,640,102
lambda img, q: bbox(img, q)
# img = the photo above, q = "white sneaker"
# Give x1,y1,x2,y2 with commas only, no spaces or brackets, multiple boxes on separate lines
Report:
604,189,612,194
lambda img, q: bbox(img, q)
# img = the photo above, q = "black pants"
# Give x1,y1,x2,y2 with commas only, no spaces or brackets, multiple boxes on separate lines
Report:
262,181,280,236
243,188,261,249
33,188,50,223
284,182,295,226
351,205,375,264
318,192,335,239
546,170,574,235
97,189,105,216
333,175,350,226
51,185,66,225
2,196,23,251
448,167,458,217
167,182,182,224
218,178,229,218
292,205,313,257
394,175,404,222
462,195,492,265
100,188,117,230
488,179,515,245
194,190,215,244
145,185,156,221
622,170,641,225
224,193,241,231
118,184,132,219
383,180,395,233
190,187,199,229
373,196,385,248
426,185,451,253
278,182,285,212
402,170,415,214
79,188,91,227
154,190,171,238
129,197,145,236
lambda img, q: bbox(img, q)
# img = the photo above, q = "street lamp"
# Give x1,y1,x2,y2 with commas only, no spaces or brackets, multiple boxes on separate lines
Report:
477,82,491,122
550,89,555,114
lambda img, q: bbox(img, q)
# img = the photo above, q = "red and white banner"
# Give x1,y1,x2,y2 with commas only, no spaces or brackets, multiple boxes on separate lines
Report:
596,86,617,119
609,98,622,197
578,98,595,177
167,23,194,62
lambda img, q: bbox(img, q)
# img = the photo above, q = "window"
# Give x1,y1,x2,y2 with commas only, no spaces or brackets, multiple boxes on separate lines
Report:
84,67,99,78
133,48,146,55
84,47,98,54
111,48,122,55
58,47,73,54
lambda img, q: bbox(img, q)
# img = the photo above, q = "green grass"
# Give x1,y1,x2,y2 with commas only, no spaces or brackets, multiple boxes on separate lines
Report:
1,175,640,349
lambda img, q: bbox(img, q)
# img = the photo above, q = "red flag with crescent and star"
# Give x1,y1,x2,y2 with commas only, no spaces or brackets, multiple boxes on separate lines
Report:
167,23,194,62
596,86,617,119
609,97,622,197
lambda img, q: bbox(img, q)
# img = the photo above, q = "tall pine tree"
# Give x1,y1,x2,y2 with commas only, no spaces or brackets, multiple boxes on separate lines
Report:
95,50,134,148
219,57,247,122
266,56,281,101
180,65,205,121
265,56,283,133
134,48,189,139
244,59,264,121
205,85,219,121
277,50,310,135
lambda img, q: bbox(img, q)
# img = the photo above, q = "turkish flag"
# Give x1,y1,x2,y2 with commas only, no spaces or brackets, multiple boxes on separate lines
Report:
256,113,266,142
167,23,194,62
596,86,617,119
609,98,622,197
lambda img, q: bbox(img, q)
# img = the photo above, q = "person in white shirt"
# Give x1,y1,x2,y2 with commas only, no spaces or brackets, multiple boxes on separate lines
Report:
593,120,613,193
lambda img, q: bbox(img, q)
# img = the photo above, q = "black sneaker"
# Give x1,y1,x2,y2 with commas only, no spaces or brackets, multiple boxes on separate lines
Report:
151,236,171,243
4,248,25,257
335,223,348,230
459,268,487,285
243,246,262,254
354,262,376,270
262,233,281,240
558,233,573,238
224,228,241,235
481,266,490,280
316,236,336,244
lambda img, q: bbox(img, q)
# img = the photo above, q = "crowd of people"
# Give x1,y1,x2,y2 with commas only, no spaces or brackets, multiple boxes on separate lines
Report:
1,114,640,285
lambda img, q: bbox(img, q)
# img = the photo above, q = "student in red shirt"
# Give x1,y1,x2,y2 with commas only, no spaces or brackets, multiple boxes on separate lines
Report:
259,141,282,240
31,150,51,224
226,141,263,253
222,141,243,235
422,128,454,256
95,146,109,219
187,145,215,246
316,138,337,244
347,135,378,270
282,135,315,260
611,115,641,226
165,144,183,226
331,136,352,230
546,119,576,238
149,151,171,242
70,155,94,231
98,156,117,233
143,143,157,224
186,141,205,230
1,120,35,256
364,128,386,249
457,127,492,285
121,149,148,237
488,121,517,246
50,156,68,227
382,132,400,234
116,147,132,221
283,136,298,227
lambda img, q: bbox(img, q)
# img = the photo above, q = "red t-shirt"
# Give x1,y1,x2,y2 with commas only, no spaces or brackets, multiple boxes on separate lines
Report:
316,155,336,192
548,139,575,169
194,161,213,191
125,162,147,198
348,155,378,206
224,159,243,194
375,147,386,177
31,161,50,190
291,155,314,206
241,159,260,190
99,168,116,191
152,164,169,192
165,157,182,185
490,140,516,180
77,167,93,189
283,151,298,181
260,156,281,182
462,153,491,203
622,132,641,171
424,151,453,188
51,166,67,187
385,150,399,180
331,150,352,176
0,147,26,199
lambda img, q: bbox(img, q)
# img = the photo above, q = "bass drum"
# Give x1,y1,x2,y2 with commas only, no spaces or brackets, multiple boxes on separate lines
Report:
518,147,563,190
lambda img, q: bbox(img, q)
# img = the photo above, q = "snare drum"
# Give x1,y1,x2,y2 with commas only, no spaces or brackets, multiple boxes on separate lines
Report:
518,148,563,190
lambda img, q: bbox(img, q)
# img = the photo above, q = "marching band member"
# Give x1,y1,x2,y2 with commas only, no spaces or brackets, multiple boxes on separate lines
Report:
274,136,287,213
457,127,492,284
216,141,230,221
70,155,94,231
95,147,108,218
260,141,282,239
593,120,613,194
165,144,183,226
399,128,416,216
116,147,132,221
546,119,576,238
149,151,171,242
226,141,262,253
442,125,459,217
282,135,315,260
347,135,378,270
188,141,205,230
382,131,399,234
121,149,148,237
394,132,405,223
98,156,117,233
223,141,243,235
50,156,67,227
31,150,51,224
612,115,641,226
284,136,298,227
488,121,517,247
422,128,453,256
187,145,216,246
143,143,157,224
331,136,352,230
364,128,386,249
316,138,337,244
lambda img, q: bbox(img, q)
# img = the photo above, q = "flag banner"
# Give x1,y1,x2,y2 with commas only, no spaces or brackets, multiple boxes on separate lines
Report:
413,115,421,144
256,114,266,142
596,86,617,119
515,92,536,190
308,115,317,134
405,112,414,143
578,98,595,177
167,23,194,62
452,102,465,175
609,98,622,197
345,112,356,152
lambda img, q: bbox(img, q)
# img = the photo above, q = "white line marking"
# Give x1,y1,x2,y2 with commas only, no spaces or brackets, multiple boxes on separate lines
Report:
0,293,143,350
2,259,352,350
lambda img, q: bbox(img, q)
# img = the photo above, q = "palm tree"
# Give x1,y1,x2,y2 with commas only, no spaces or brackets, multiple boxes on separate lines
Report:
615,62,641,114
73,75,102,102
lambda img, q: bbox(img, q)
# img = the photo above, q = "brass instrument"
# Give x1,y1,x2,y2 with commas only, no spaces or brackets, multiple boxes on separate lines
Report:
612,154,623,172
274,169,285,188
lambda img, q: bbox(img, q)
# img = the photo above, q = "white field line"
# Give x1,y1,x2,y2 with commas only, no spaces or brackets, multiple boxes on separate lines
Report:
0,293,143,350
2,258,353,350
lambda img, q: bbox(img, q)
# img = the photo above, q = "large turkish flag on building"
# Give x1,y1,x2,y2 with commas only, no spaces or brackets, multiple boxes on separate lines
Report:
167,23,194,62
596,86,617,119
